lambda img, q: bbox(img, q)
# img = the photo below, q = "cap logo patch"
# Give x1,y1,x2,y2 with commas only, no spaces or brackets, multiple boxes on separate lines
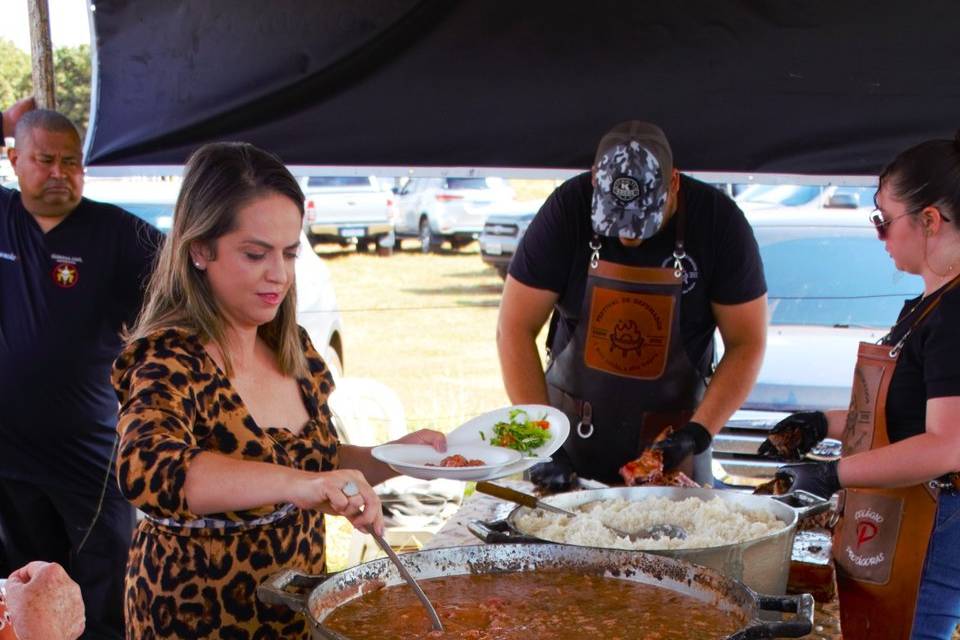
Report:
611,176,640,203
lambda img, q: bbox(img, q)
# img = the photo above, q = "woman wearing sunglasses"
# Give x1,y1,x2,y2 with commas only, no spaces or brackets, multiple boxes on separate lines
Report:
758,131,960,639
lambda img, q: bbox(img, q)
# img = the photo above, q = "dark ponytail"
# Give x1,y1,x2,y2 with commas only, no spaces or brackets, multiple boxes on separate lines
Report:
877,130,960,229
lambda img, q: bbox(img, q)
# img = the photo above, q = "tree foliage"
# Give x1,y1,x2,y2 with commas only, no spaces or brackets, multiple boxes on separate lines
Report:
0,38,91,139
0,39,31,115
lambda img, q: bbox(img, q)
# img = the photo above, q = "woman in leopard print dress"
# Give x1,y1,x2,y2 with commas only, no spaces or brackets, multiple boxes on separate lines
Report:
112,143,445,638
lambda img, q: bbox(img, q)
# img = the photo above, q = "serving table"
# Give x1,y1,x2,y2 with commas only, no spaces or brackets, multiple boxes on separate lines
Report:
424,480,843,639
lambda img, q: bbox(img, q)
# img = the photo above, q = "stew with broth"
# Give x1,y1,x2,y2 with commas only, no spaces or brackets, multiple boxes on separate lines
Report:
323,571,746,639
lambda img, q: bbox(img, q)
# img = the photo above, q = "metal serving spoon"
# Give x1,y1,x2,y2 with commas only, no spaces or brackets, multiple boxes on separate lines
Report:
342,481,444,632
476,482,687,541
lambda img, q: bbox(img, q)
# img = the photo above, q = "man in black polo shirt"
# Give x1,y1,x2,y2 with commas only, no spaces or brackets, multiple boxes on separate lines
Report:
497,121,768,489
0,102,162,639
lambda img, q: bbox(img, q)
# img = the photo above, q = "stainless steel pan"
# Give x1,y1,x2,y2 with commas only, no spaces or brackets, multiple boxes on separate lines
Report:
259,543,813,639
468,487,830,596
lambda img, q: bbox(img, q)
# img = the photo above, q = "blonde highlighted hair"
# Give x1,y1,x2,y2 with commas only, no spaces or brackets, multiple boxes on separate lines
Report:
126,142,309,378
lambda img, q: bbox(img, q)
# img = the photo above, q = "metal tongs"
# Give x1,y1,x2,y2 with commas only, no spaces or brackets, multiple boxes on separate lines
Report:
342,481,444,631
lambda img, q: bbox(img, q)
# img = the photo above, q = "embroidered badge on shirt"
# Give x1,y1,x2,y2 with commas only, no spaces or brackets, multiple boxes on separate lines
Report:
52,262,79,288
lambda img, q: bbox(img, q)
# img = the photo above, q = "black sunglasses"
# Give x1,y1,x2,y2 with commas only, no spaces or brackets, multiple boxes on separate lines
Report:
869,210,953,240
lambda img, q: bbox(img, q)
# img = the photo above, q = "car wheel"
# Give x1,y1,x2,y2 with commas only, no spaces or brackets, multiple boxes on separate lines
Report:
496,265,508,279
356,239,371,253
419,217,438,254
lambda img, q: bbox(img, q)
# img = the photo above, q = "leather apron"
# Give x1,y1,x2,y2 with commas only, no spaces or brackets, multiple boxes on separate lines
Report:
833,276,960,639
545,205,708,484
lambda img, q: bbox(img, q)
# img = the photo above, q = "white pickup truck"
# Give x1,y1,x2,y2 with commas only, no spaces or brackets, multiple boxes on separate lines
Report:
300,176,396,254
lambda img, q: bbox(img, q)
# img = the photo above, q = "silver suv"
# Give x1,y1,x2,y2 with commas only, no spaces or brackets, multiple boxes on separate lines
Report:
478,202,540,278
394,177,514,252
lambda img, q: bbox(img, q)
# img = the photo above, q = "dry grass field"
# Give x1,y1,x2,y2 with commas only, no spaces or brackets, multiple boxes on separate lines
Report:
320,243,534,433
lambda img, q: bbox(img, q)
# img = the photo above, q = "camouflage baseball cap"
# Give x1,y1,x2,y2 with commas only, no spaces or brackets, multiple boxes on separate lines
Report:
591,121,673,240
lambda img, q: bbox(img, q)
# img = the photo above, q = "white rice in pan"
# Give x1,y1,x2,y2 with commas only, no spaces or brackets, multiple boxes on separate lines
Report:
514,496,786,550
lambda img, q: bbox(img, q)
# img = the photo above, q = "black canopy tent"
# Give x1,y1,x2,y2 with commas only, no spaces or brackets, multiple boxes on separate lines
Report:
85,0,960,175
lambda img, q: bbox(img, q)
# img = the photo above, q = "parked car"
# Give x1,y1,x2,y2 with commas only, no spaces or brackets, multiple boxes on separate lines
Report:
394,177,515,252
81,178,346,378
300,176,396,255
736,183,878,214
478,201,541,278
712,205,923,485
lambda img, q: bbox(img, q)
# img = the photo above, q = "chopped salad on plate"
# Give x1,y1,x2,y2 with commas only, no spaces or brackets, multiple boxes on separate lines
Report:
480,408,551,453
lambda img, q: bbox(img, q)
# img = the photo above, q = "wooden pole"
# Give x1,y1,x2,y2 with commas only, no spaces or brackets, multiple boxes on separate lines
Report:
27,0,56,109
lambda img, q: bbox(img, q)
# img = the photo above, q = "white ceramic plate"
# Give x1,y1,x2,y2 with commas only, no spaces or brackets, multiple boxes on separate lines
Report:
371,443,523,481
445,404,571,480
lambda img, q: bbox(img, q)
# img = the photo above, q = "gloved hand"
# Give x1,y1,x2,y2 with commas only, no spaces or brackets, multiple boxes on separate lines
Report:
775,460,841,499
652,421,712,471
529,450,577,493
758,411,828,460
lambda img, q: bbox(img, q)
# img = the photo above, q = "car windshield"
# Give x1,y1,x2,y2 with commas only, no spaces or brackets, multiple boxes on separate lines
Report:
756,224,923,328
738,184,822,207
444,177,489,190
307,176,371,188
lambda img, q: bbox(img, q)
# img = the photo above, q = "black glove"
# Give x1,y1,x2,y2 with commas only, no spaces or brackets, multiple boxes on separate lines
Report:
528,449,577,493
758,411,828,460
775,460,841,499
652,421,712,471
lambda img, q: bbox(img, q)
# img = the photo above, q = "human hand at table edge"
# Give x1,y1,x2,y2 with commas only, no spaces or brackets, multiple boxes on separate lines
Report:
287,469,384,536
4,561,85,640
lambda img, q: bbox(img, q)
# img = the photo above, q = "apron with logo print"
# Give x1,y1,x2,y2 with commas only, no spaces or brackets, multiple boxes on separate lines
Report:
833,276,960,639
544,205,707,484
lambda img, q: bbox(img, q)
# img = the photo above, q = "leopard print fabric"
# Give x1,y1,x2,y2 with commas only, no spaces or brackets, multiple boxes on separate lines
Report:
113,327,339,639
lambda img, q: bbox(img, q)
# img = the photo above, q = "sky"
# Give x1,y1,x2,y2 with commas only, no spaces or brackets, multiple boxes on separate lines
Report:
0,0,91,51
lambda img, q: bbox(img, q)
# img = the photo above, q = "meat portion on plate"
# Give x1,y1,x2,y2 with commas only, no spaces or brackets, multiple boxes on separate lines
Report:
427,454,486,468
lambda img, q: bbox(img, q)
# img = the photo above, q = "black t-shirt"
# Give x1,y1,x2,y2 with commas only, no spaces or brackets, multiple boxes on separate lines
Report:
0,186,162,495
509,172,767,371
884,280,960,442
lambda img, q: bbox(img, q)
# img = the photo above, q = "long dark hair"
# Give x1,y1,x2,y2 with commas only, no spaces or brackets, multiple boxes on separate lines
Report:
876,130,960,228
127,142,308,377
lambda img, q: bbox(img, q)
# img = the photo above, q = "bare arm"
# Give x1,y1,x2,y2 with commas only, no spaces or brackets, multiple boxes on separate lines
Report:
337,429,447,486
1,97,36,139
824,409,849,440
839,395,960,488
184,453,384,533
496,275,558,404
692,295,768,433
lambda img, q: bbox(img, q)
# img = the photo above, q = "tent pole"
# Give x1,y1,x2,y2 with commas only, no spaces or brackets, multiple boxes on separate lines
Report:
27,0,56,109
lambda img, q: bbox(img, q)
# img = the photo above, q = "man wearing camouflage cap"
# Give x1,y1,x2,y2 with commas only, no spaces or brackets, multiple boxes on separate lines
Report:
497,121,768,489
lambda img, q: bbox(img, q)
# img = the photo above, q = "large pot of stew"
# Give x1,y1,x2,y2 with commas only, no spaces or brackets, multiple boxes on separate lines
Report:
468,487,831,596
258,543,813,639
